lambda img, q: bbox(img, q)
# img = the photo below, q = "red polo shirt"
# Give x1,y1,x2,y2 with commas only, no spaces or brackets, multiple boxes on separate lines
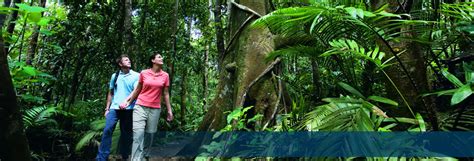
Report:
136,69,170,108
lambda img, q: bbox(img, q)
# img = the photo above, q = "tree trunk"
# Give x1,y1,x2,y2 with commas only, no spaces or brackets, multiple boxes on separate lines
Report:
199,0,278,130
214,0,225,69
4,0,21,55
115,0,125,55
310,57,320,99
123,0,133,55
1,0,9,32
381,1,439,129
203,45,209,107
26,0,47,65
139,0,148,61
0,14,32,160
180,69,188,126
169,0,179,95
66,49,89,111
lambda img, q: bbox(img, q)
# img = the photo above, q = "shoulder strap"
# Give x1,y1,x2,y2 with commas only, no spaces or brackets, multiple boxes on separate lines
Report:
112,70,120,93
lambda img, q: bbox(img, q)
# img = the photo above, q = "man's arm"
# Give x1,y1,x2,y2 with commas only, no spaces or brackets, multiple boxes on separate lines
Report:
104,90,113,116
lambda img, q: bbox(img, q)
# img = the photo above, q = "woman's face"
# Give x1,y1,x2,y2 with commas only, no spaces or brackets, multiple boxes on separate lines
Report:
153,54,164,65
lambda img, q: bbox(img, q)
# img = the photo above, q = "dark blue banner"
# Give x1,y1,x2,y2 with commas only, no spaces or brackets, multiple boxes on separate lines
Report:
148,131,474,157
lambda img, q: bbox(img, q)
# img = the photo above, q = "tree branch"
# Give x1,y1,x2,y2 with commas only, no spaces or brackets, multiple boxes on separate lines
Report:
231,1,262,17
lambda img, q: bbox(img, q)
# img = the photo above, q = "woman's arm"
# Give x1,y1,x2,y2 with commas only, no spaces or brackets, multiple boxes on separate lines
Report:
164,86,173,121
120,82,142,108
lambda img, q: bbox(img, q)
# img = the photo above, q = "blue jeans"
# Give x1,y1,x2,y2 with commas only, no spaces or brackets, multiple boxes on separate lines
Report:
96,109,133,161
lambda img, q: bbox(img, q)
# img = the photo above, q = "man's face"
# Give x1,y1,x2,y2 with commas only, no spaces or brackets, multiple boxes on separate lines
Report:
119,57,131,68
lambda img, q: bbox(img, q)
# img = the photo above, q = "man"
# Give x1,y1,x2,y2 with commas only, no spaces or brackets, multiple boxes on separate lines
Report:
96,55,139,161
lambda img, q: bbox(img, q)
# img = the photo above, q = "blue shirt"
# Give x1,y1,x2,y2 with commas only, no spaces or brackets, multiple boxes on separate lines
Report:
109,70,139,110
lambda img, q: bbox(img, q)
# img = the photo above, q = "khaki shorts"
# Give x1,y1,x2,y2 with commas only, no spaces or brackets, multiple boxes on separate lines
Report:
133,105,161,133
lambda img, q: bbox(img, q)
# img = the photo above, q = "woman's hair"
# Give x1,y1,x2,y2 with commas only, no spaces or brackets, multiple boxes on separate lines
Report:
115,54,129,67
148,52,161,67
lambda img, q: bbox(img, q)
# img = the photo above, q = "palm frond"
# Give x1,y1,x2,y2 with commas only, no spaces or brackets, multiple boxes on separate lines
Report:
439,109,474,131
267,45,324,61
22,106,59,130
440,2,474,22
254,4,434,50
299,95,385,131
321,39,387,69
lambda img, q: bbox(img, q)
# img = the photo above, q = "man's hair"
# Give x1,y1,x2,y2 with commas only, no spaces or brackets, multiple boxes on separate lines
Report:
115,54,129,67
112,54,129,93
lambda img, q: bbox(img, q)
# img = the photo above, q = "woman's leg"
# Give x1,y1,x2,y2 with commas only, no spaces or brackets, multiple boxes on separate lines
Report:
144,108,161,157
131,105,147,161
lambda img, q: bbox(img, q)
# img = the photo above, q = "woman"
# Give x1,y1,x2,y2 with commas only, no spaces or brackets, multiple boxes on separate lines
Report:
120,53,173,160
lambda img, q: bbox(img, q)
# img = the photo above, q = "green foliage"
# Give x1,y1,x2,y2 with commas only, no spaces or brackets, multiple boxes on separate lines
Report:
298,82,426,132
9,62,55,100
16,3,48,24
221,106,264,131
75,119,112,152
22,105,68,130
439,108,474,131
321,39,389,69
424,64,474,106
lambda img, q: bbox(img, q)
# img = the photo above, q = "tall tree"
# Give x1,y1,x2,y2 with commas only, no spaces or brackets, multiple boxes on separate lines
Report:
0,1,32,158
203,45,209,107
123,0,133,55
169,0,179,95
180,69,188,126
4,0,21,55
26,0,47,65
380,0,439,129
199,0,279,130
214,0,225,68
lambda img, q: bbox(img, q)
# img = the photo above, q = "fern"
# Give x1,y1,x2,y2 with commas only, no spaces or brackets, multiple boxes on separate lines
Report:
75,119,120,152
22,106,59,130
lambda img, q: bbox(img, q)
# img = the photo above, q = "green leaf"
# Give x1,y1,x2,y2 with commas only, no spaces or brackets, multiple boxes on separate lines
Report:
39,29,53,36
458,24,474,34
368,96,398,106
422,89,458,97
345,7,359,18
377,11,401,18
309,12,322,34
362,11,376,17
22,66,37,76
451,85,473,105
337,82,365,98
441,69,464,87
415,113,426,132
16,3,47,13
19,94,45,103
37,18,50,26
463,63,474,83
227,108,241,124
28,12,42,23
0,6,19,12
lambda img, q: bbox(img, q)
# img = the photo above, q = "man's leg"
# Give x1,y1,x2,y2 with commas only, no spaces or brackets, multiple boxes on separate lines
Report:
131,105,147,161
96,110,119,161
118,110,133,160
